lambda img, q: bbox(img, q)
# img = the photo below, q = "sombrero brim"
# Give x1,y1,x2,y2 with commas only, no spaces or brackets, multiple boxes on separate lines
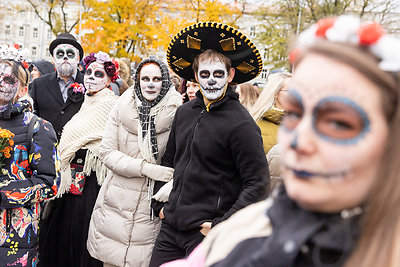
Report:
49,38,84,60
167,22,263,84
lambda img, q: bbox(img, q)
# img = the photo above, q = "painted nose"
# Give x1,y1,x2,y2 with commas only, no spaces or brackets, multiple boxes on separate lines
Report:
148,83,155,89
208,79,217,86
89,76,94,80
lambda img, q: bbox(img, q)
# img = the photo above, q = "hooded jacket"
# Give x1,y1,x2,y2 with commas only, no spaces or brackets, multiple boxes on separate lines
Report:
257,107,284,154
29,60,55,76
153,87,269,231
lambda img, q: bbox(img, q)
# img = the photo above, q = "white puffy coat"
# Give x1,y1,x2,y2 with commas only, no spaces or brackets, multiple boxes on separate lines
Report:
87,88,181,266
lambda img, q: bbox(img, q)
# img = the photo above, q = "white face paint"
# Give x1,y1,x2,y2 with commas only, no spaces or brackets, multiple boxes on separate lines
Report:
197,60,228,101
84,62,110,93
53,44,79,77
0,62,19,106
139,63,162,102
279,54,388,213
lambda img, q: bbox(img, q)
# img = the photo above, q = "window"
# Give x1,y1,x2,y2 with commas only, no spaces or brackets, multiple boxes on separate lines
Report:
32,46,37,56
19,26,24,37
47,29,52,39
7,8,12,17
5,25,10,35
20,10,25,17
33,28,38,38
250,26,256,37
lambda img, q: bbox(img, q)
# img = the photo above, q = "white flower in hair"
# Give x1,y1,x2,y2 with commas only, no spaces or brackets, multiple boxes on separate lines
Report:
94,51,111,64
0,45,26,62
326,16,360,43
298,25,317,47
371,35,400,72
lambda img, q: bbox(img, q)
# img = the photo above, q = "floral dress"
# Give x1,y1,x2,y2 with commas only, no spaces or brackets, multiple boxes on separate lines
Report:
0,101,60,267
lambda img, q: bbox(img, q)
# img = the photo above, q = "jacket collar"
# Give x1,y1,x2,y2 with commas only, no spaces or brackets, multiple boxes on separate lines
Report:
192,86,239,111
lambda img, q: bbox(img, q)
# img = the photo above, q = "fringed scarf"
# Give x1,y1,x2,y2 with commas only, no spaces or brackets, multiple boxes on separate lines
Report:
57,89,118,197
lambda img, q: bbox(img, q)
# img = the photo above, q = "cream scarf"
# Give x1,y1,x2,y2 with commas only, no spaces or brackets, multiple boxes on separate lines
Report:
57,89,118,197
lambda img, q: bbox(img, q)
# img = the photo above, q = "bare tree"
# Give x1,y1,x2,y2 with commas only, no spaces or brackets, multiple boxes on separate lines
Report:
26,0,87,35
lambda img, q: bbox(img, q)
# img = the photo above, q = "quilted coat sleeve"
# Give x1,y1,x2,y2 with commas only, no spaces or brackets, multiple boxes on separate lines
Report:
0,118,61,209
99,103,145,178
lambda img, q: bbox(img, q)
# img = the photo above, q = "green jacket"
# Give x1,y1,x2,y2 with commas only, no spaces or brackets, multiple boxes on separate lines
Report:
257,108,284,154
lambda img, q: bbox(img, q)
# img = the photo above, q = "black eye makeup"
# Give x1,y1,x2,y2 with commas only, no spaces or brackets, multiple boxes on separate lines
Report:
56,49,65,59
85,69,92,76
2,75,17,85
66,49,76,59
94,70,105,78
213,70,225,78
199,70,210,79
281,90,304,132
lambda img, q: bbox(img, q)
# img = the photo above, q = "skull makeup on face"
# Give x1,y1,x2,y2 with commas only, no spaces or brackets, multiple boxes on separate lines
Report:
0,62,19,106
84,62,110,93
197,60,229,101
53,44,79,77
139,63,162,102
278,53,388,213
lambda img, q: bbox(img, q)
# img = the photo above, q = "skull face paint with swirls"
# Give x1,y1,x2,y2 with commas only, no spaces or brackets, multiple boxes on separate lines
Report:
0,62,19,106
196,60,229,101
139,63,162,102
53,44,79,77
278,53,388,213
84,62,110,93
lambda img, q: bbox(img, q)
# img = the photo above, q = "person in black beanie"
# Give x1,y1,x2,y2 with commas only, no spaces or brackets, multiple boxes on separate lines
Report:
29,60,55,82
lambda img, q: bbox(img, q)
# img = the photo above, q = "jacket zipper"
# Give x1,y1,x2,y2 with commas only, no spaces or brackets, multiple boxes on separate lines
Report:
173,109,205,226
216,183,224,212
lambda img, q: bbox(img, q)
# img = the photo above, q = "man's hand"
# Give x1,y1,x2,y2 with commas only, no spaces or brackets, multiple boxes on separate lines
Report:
159,207,165,219
200,222,212,236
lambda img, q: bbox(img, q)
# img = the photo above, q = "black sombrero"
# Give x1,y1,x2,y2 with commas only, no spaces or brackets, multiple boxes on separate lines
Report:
166,22,263,84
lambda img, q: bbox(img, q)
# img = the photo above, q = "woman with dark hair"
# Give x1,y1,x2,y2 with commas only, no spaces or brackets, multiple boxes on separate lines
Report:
39,51,118,267
161,15,400,267
0,46,60,267
87,56,181,267
179,79,200,103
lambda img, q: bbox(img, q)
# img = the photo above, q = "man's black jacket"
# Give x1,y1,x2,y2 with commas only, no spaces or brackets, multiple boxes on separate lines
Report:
29,71,84,140
152,87,270,231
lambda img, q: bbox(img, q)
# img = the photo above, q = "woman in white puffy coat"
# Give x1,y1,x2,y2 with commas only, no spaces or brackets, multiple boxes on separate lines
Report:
87,56,182,267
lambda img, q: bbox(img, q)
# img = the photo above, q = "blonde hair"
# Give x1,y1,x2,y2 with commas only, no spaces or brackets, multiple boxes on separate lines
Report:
238,83,260,110
249,72,291,122
295,40,400,267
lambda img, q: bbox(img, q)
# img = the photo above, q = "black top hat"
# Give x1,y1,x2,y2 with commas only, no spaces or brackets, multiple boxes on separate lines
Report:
167,22,263,84
49,33,84,60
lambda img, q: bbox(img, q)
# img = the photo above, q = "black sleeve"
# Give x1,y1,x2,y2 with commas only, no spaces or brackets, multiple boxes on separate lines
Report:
212,121,270,226
28,80,40,116
151,112,179,216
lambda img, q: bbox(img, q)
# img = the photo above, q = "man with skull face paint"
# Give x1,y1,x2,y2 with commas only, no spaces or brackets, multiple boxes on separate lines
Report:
149,22,269,266
29,33,85,140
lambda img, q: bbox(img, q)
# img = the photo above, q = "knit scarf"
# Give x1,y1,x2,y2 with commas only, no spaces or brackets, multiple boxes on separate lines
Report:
133,56,173,162
57,89,118,196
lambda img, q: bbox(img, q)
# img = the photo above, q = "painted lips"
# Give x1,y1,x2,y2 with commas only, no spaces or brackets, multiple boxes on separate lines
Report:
285,164,349,180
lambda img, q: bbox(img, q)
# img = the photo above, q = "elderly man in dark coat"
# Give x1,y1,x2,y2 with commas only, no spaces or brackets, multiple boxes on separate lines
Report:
29,33,84,139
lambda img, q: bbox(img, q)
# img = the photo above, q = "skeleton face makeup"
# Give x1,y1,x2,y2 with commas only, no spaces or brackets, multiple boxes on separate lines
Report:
53,44,79,77
278,53,388,213
0,62,19,106
84,62,110,93
196,60,229,101
139,63,162,102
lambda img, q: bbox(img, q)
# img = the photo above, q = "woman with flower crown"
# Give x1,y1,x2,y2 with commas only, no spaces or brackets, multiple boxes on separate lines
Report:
0,45,60,267
160,15,400,267
39,51,119,267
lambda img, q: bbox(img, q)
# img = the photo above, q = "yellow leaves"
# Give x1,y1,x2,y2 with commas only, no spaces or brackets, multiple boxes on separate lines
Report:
81,0,243,60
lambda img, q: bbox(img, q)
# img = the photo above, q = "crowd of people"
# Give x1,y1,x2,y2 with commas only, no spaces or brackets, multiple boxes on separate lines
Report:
0,14,399,267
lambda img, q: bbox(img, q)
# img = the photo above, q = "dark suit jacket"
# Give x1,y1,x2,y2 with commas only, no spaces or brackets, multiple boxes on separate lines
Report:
29,71,84,140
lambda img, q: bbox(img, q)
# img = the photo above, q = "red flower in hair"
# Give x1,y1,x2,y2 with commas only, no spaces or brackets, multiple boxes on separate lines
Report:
22,61,29,69
13,44,20,50
358,22,385,45
289,48,301,64
315,17,336,38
